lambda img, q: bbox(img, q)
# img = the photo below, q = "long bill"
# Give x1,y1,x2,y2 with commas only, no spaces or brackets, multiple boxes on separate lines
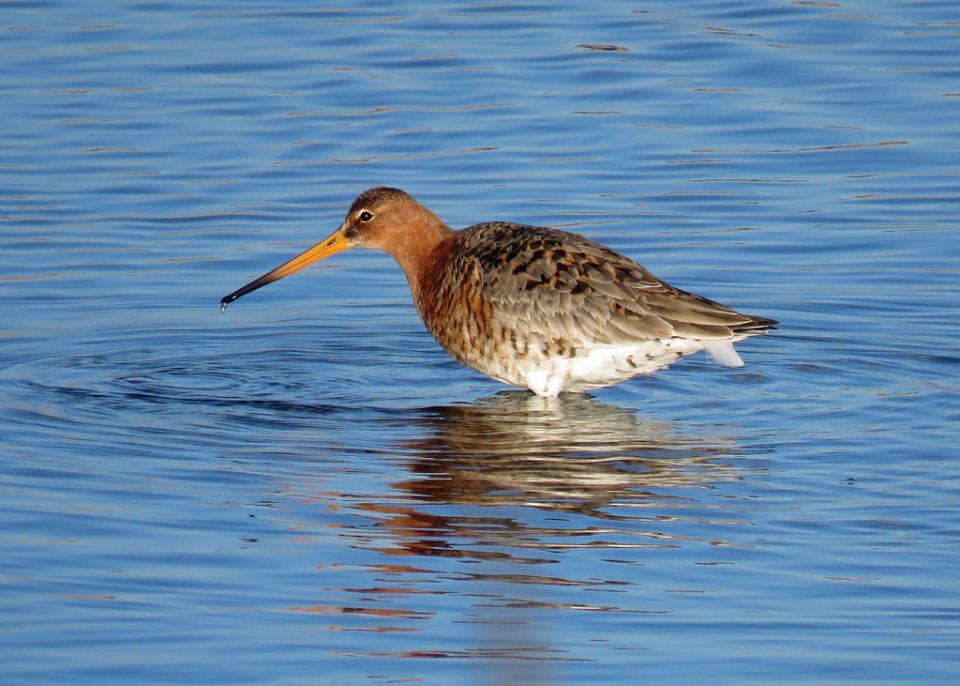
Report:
220,226,352,307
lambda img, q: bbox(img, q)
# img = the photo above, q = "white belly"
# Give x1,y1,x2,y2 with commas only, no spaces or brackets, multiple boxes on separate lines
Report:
513,339,711,397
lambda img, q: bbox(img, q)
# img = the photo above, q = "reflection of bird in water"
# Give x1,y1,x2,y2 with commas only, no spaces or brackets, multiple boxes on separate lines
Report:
336,391,757,571
221,187,776,396
386,392,743,512
285,392,760,649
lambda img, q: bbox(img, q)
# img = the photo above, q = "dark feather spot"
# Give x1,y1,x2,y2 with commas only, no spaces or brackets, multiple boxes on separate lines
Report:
571,278,590,295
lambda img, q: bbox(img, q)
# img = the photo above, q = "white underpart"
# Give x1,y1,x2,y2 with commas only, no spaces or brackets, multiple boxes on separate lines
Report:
519,338,730,397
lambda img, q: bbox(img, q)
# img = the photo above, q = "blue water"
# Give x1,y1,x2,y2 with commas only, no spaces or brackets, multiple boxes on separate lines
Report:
2,1,958,684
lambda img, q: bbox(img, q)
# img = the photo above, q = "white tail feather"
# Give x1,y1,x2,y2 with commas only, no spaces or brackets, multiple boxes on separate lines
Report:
702,340,744,368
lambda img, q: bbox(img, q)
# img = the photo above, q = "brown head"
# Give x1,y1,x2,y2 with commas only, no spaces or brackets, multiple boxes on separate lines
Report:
220,186,454,307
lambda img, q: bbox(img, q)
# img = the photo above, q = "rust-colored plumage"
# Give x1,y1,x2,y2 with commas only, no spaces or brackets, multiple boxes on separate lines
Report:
221,187,776,396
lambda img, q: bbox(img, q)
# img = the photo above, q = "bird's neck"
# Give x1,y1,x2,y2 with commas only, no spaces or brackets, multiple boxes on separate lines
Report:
386,218,456,299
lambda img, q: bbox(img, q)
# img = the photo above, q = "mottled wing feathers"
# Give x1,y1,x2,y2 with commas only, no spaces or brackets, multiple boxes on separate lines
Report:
452,222,771,347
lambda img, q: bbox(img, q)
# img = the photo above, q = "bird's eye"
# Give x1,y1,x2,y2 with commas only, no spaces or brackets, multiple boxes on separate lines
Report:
359,210,374,222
